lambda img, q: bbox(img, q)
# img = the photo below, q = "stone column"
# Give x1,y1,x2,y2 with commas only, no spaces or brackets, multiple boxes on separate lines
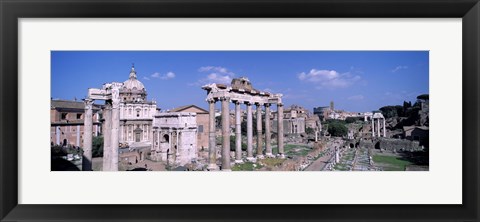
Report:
264,103,273,158
246,102,254,162
110,93,120,171
234,101,243,163
256,103,264,159
371,117,375,137
56,126,60,145
335,148,340,163
103,102,112,171
277,103,285,158
83,99,94,171
221,97,231,171
76,125,80,147
207,99,218,170
383,118,386,137
377,118,380,137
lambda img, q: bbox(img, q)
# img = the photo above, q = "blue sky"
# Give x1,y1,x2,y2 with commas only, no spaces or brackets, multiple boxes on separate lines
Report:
51,51,428,112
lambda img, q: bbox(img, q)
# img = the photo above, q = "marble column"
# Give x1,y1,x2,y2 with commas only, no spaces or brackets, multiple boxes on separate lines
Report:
371,117,375,137
110,95,120,171
383,118,386,137
207,100,218,170
246,102,254,162
256,103,264,159
83,99,93,171
76,125,80,147
56,126,60,145
103,102,112,171
377,118,380,137
234,101,243,163
335,148,340,163
264,103,273,158
277,103,285,158
221,97,231,171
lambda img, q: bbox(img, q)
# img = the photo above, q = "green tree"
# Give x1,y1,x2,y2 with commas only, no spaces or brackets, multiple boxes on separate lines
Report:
305,127,314,134
327,121,348,137
92,136,104,158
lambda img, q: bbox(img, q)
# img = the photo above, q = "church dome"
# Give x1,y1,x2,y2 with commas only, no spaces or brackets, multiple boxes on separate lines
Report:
123,65,145,91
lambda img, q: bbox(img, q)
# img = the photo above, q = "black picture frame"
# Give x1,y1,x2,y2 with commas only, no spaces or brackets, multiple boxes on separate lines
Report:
1,0,479,221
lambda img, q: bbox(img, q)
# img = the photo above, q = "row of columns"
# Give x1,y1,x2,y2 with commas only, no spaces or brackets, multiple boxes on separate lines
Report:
371,117,386,137
83,98,120,171
208,98,284,171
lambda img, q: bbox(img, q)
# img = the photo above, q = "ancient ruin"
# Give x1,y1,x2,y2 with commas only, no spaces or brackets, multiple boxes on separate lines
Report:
151,112,197,166
202,77,284,171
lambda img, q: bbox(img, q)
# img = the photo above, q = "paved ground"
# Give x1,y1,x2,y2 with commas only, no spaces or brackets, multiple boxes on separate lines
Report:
304,147,334,171
352,148,374,171
92,157,166,171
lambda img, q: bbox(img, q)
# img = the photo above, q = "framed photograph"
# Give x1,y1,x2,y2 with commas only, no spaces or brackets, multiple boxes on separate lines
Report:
1,0,479,221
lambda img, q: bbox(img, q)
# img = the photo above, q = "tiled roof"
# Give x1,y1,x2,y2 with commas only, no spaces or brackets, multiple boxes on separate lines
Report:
51,99,102,110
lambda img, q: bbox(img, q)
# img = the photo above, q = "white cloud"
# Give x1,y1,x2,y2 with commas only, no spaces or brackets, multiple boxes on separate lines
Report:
151,72,160,78
150,71,175,80
143,76,150,80
391,65,408,72
160,72,176,80
298,69,361,89
348,95,364,101
194,66,236,85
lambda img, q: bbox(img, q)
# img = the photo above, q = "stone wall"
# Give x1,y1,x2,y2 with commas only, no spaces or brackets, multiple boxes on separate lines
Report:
377,138,421,151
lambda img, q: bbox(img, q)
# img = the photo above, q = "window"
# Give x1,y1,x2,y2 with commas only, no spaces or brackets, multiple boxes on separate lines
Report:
61,113,67,120
136,110,140,117
77,113,82,119
198,125,203,133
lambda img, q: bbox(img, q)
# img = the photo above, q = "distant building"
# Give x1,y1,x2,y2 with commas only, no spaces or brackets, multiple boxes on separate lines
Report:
273,105,321,135
313,106,330,121
50,99,102,147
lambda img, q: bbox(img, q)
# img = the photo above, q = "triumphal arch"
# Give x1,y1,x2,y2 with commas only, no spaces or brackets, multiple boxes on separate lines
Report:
202,77,284,171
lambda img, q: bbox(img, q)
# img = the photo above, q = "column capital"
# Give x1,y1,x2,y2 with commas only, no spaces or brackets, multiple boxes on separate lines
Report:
207,98,217,103
264,103,271,107
245,101,252,106
277,103,284,107
233,100,241,105
84,98,94,109
219,96,230,101
255,102,264,107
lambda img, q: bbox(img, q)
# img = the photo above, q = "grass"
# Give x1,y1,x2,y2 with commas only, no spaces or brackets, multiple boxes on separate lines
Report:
284,144,312,156
334,163,348,170
232,162,262,171
373,155,412,171
259,158,285,167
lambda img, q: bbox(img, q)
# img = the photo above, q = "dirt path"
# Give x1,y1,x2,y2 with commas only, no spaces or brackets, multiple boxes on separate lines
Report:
304,147,334,171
